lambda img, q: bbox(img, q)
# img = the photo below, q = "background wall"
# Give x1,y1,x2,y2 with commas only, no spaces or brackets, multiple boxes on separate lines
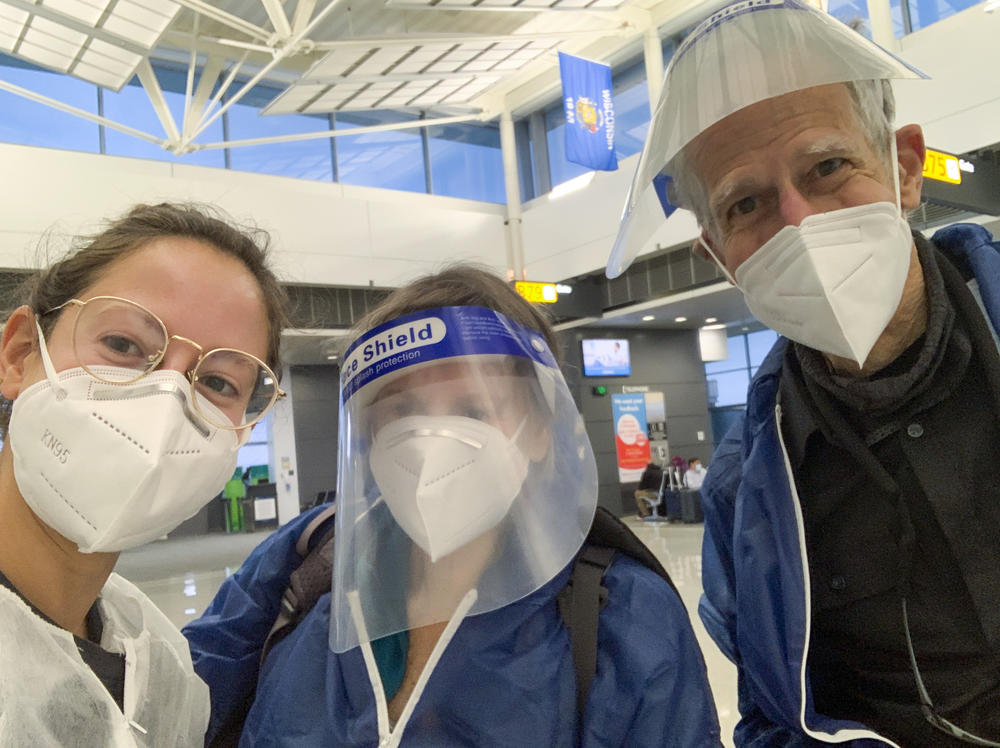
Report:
287,364,340,510
558,326,713,515
0,142,507,288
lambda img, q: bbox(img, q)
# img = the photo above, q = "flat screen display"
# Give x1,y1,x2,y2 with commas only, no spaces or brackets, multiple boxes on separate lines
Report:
581,338,631,377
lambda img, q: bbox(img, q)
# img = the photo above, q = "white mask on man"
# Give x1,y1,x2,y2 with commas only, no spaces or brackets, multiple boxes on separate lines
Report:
732,200,912,366
369,414,530,562
704,142,913,367
8,322,243,552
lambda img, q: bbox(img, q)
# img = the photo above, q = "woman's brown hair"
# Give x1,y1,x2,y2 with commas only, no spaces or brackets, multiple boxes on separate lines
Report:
25,202,289,371
0,203,290,435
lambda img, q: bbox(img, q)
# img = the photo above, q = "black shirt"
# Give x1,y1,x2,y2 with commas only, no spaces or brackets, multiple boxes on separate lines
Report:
779,241,1000,745
0,568,126,711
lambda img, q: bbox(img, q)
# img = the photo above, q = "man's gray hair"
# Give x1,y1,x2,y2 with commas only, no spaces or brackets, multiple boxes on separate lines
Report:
671,80,896,244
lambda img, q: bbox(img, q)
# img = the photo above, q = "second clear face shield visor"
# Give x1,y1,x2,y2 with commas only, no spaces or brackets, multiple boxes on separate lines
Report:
607,0,927,278
330,306,598,654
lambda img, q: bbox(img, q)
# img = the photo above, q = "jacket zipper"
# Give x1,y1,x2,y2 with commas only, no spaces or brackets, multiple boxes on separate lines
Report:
773,401,899,747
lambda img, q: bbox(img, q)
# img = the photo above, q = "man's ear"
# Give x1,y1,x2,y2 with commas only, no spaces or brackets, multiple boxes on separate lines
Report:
895,123,926,213
0,306,39,401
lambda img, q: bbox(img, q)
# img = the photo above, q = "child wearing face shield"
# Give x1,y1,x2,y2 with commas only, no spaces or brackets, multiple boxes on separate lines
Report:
186,265,721,747
0,203,289,747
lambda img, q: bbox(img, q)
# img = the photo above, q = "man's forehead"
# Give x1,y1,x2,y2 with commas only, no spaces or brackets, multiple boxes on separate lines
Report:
687,86,862,193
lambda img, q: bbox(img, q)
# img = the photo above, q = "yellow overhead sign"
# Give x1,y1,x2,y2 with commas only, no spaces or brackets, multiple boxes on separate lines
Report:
515,281,559,304
923,148,962,185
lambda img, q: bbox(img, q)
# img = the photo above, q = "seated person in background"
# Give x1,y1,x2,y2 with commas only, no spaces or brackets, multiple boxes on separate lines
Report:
0,203,289,746
635,460,665,517
611,1,1000,744
684,458,706,491
185,265,721,747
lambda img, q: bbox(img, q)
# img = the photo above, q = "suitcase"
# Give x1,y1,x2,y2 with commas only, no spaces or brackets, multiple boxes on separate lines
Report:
679,489,703,524
662,488,682,520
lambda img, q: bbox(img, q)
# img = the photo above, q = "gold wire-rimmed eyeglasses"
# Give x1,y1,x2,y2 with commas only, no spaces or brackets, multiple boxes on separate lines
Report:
43,295,284,431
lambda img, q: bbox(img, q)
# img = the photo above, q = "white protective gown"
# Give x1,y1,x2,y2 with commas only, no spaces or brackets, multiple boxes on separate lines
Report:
0,572,209,747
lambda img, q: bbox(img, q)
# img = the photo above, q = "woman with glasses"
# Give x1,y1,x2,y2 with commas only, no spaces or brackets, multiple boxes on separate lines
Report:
0,203,289,747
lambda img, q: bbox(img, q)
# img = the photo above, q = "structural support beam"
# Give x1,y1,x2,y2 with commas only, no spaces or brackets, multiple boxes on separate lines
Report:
192,51,250,136
181,14,199,139
172,0,273,43
866,0,898,51
184,53,225,140
136,59,181,143
500,109,526,281
643,25,663,116
187,0,344,143
194,112,483,150
292,0,318,33
385,0,623,11
309,26,633,51
304,71,501,85
261,0,293,39
0,77,163,144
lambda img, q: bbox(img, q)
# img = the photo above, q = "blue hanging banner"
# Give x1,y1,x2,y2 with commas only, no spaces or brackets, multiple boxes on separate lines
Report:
558,52,617,172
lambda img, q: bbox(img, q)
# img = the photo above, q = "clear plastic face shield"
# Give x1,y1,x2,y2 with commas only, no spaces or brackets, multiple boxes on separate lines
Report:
330,306,598,654
607,0,926,278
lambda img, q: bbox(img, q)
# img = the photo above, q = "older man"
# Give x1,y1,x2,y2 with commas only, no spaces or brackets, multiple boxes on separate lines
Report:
612,2,1000,745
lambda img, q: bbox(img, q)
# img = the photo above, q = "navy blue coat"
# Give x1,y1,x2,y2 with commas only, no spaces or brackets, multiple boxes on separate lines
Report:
185,506,722,746
699,224,1000,746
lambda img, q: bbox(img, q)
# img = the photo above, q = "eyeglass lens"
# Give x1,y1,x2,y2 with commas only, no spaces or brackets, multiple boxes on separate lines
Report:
72,297,276,428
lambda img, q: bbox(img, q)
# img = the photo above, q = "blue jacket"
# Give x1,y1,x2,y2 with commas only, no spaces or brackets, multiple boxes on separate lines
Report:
185,506,722,747
698,224,1000,746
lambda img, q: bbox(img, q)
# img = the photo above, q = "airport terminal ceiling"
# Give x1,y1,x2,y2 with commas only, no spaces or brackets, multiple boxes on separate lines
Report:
0,0,726,157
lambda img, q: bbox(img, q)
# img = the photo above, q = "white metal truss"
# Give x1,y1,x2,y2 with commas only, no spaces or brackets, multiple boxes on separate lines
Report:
0,0,676,156
384,0,627,10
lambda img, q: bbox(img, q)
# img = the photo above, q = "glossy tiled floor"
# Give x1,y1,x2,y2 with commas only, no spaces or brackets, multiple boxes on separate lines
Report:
114,517,739,746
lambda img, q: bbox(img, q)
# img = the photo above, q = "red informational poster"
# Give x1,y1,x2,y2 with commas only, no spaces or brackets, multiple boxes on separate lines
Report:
611,393,650,482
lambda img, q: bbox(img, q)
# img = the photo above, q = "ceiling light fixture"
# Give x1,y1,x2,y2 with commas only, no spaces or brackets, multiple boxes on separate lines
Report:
642,315,655,321
674,316,688,323
705,317,717,324
702,323,727,330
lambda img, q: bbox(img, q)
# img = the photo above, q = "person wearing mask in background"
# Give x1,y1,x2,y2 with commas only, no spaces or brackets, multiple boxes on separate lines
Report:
0,203,289,747
684,458,706,491
185,265,721,747
609,1,1000,745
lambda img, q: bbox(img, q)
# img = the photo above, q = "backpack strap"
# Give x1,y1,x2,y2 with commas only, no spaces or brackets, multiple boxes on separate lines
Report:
586,505,677,594
558,543,615,722
557,506,680,728
260,504,337,665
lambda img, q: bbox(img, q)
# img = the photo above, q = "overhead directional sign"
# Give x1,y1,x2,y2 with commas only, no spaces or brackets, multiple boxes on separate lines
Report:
921,148,1000,216
923,148,962,185
515,281,558,304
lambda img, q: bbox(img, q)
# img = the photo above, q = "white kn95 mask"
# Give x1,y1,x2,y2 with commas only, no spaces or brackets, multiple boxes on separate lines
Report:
9,322,244,552
733,200,913,367
369,414,530,562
